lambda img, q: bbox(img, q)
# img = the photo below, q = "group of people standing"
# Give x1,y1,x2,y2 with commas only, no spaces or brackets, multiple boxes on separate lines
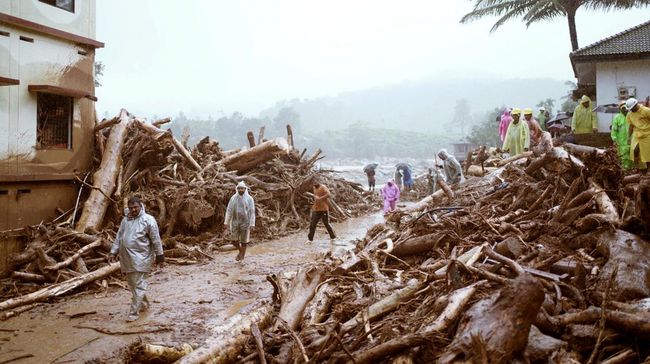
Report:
499,107,549,155
611,98,650,171
366,149,465,216
498,96,650,172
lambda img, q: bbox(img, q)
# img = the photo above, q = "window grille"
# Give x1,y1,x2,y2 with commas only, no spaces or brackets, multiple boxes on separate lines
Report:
37,93,73,149
39,0,75,13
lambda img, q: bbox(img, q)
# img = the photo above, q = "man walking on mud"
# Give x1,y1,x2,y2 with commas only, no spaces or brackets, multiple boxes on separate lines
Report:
224,181,256,262
109,196,164,322
307,179,337,243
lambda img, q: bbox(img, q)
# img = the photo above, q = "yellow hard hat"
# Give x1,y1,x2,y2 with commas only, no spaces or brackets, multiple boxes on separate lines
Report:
511,108,522,115
523,108,533,115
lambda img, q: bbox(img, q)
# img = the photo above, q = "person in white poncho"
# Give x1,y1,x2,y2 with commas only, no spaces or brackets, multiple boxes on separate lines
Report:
224,181,256,262
109,196,164,322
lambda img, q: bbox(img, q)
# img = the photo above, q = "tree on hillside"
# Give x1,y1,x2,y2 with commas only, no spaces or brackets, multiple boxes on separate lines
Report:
536,98,555,115
460,0,650,51
466,107,502,147
560,81,579,112
447,99,472,137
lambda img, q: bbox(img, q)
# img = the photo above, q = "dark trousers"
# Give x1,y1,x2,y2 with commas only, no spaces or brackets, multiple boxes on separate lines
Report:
308,211,336,241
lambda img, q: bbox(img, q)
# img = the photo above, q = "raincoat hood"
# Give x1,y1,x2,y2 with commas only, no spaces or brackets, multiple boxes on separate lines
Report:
438,149,451,160
580,95,591,104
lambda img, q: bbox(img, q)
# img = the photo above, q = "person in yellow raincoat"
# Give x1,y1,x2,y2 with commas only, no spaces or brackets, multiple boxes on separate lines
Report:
502,108,530,155
572,95,598,134
626,98,650,172
610,102,632,169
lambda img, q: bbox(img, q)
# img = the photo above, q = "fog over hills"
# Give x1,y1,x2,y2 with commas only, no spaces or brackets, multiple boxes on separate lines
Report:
260,77,568,133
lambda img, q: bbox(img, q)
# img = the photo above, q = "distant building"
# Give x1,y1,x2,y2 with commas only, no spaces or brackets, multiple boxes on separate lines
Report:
450,141,478,162
0,0,103,274
570,20,650,131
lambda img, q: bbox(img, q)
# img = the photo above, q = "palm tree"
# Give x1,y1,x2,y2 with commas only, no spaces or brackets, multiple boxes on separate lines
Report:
460,0,650,51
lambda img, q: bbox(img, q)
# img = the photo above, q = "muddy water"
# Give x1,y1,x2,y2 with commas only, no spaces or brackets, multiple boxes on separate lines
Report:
0,212,384,363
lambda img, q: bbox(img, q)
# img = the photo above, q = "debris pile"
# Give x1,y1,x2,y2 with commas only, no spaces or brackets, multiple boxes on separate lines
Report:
189,143,650,363
0,109,378,312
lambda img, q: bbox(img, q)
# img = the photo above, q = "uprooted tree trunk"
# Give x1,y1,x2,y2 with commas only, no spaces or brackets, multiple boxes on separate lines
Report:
175,303,273,364
76,109,130,233
218,137,290,174
0,262,120,311
269,266,325,331
594,229,650,301
438,274,545,363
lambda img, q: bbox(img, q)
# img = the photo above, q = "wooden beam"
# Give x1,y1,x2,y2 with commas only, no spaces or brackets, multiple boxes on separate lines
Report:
0,76,19,86
28,84,96,101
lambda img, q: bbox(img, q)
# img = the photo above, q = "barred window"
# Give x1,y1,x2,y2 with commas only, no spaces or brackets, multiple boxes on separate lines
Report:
36,93,73,149
39,0,75,13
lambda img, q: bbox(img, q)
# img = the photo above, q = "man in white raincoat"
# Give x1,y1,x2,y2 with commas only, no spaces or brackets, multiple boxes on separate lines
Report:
224,181,256,262
109,196,164,322
437,149,464,185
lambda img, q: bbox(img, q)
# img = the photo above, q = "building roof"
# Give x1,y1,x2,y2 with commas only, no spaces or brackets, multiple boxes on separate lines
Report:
571,19,650,62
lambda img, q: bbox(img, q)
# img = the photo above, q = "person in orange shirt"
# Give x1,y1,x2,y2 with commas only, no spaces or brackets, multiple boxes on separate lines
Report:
307,180,337,243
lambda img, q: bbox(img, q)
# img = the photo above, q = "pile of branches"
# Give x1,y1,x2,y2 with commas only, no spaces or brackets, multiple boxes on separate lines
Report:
0,109,377,315
177,143,650,363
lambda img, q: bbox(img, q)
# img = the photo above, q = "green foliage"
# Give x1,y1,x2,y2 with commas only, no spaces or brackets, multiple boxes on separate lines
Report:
461,0,650,50
466,107,502,148
536,98,555,115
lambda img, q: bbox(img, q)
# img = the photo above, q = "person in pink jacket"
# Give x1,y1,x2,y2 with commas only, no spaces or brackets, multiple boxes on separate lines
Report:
381,180,400,214
499,109,513,142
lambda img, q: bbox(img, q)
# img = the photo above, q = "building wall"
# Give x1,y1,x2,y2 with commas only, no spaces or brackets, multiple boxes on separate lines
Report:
0,0,99,275
1,0,96,39
596,59,650,130
0,22,95,175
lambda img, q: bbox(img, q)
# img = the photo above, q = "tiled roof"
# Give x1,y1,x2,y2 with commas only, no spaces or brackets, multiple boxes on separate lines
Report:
571,19,650,60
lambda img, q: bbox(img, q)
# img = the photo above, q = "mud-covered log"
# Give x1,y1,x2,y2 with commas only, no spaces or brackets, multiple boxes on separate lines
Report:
44,239,103,271
175,303,273,364
303,282,335,325
438,274,544,363
93,116,120,132
272,266,325,331
11,271,46,283
218,137,290,174
436,179,455,198
591,182,619,224
392,232,445,258
594,229,650,301
0,263,120,311
76,109,130,233
562,142,606,157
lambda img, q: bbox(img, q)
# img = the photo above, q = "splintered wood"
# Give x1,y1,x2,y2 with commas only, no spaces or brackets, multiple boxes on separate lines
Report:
209,145,650,363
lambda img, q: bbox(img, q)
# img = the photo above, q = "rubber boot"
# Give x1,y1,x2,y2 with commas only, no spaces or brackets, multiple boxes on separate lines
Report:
236,243,247,261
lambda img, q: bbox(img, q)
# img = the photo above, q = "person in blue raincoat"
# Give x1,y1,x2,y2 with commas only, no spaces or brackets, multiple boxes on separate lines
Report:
110,196,164,322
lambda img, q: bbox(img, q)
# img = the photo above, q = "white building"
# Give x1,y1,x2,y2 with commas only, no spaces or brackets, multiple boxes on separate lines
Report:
570,20,650,131
0,0,102,274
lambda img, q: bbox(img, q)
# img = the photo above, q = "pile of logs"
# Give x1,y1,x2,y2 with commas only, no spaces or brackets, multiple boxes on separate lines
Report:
183,144,650,363
0,109,377,313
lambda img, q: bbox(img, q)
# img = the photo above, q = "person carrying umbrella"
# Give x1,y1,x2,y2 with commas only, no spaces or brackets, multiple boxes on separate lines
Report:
363,163,378,192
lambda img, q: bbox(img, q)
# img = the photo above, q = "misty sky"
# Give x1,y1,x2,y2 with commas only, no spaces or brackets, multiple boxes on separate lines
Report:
95,1,649,119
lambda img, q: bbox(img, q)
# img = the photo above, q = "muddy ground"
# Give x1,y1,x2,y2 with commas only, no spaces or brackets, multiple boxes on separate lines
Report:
0,211,385,364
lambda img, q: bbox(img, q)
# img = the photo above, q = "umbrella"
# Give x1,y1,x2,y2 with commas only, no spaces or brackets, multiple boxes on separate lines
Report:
547,112,571,125
395,162,410,171
593,104,621,114
363,163,379,173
